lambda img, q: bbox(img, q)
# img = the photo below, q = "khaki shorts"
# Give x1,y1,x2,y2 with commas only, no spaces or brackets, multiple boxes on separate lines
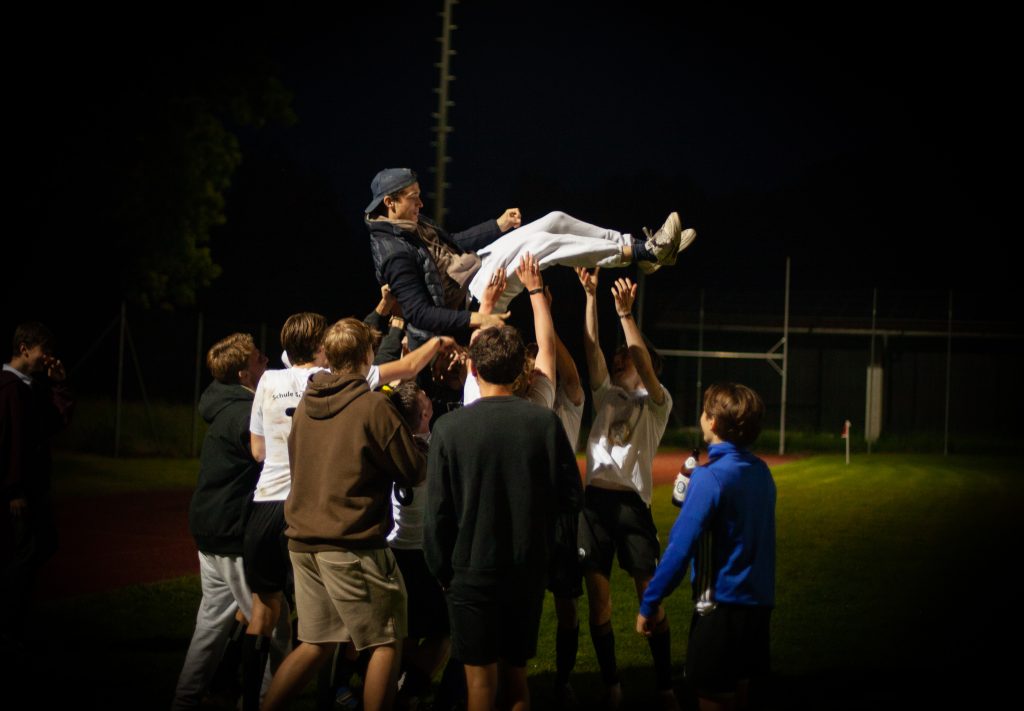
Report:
290,548,407,650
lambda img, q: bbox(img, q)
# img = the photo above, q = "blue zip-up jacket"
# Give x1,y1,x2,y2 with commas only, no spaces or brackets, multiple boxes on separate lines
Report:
639,441,776,618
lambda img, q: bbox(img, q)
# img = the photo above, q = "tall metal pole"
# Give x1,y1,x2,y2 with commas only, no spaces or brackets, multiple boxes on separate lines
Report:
778,258,790,456
867,288,877,455
115,300,126,458
432,0,457,223
944,291,953,456
695,289,705,437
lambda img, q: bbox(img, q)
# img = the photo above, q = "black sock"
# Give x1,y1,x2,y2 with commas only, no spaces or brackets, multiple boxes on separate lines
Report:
556,623,580,686
647,621,673,691
632,236,656,262
241,634,272,711
590,621,619,687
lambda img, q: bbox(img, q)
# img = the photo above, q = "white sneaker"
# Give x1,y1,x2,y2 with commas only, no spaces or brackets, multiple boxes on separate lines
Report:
639,223,697,275
646,212,681,259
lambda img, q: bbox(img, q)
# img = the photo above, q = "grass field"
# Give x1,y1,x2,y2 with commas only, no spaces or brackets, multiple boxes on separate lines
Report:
14,453,1022,708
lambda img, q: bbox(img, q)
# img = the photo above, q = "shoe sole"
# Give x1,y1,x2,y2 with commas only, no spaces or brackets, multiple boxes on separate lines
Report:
678,227,697,252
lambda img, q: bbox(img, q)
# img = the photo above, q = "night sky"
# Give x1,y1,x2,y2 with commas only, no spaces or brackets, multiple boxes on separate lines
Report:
6,2,1019,374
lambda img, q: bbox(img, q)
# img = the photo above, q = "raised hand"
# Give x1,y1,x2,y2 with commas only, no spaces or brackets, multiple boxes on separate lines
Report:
576,266,600,297
611,277,637,316
516,252,543,292
480,266,508,314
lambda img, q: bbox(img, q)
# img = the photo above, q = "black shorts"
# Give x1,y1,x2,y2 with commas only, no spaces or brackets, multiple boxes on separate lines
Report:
243,501,291,594
547,512,583,598
686,604,772,694
391,547,449,639
578,486,660,579
446,576,545,667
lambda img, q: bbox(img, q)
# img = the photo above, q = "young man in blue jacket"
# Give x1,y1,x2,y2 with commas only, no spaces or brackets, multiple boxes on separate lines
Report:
637,383,776,711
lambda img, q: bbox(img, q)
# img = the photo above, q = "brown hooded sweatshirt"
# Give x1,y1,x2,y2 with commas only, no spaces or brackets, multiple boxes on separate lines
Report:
286,370,426,552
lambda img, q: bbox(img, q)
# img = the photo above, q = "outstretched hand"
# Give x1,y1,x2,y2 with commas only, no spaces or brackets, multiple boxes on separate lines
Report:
497,208,522,232
611,277,637,316
480,266,507,314
576,266,600,296
516,252,543,292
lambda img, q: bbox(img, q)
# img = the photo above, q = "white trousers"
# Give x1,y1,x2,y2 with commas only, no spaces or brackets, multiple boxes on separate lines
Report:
468,211,631,312
171,551,292,710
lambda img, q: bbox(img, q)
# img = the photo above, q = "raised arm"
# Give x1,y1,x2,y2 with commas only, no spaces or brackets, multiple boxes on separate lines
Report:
477,266,507,316
576,267,608,389
548,287,584,406
516,252,555,384
611,277,665,405
378,335,458,384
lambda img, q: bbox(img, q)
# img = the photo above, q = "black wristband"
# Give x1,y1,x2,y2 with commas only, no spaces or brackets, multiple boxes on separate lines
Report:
618,312,633,319
528,287,544,295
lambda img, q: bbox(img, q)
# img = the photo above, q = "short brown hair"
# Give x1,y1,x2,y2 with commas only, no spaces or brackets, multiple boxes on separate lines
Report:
323,318,374,373
281,312,327,365
11,322,54,359
206,333,256,384
469,326,525,386
703,383,765,447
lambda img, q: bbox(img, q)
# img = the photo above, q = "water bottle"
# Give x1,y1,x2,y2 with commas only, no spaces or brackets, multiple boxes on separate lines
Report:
672,448,700,507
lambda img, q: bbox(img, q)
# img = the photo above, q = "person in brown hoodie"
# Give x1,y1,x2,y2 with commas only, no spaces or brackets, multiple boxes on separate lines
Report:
261,318,426,711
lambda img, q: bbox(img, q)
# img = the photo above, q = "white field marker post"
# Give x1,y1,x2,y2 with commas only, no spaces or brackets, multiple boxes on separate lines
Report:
841,420,851,465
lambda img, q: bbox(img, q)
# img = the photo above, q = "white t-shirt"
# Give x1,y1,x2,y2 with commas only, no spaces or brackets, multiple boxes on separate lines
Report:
554,383,584,451
585,376,672,505
388,433,430,549
462,369,555,408
249,366,326,502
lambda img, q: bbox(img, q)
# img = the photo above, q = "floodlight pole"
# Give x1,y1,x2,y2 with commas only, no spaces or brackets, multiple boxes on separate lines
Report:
695,289,705,439
432,0,457,223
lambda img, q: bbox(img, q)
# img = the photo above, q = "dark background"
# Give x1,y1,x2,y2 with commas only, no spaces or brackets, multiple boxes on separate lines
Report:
5,1,1019,407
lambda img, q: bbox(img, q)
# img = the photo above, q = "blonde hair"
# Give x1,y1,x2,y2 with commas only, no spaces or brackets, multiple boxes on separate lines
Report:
323,318,374,373
206,333,256,384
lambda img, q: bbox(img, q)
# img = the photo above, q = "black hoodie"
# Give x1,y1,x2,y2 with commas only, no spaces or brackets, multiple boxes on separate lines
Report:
188,380,261,555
